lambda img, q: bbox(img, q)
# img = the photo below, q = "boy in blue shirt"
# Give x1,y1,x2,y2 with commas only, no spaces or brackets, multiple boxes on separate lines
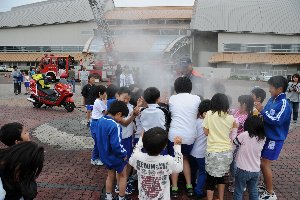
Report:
95,100,130,200
255,76,291,200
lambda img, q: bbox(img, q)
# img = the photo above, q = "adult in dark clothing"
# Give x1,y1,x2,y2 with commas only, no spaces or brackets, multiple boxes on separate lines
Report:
115,64,122,87
81,75,97,127
179,57,205,97
11,66,22,95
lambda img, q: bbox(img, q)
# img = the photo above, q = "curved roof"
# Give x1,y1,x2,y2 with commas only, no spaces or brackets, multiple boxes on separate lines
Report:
0,0,192,28
0,0,94,28
191,0,300,34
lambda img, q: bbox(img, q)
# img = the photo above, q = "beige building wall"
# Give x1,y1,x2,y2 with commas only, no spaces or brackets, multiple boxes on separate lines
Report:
0,22,96,46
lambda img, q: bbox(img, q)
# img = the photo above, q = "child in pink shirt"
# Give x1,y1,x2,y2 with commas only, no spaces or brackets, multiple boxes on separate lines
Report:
233,116,266,200
229,95,254,192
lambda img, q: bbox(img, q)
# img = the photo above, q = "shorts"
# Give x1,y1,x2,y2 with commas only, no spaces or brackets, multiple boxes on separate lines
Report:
205,150,233,177
105,160,127,174
168,140,193,157
261,139,284,160
122,136,133,158
86,105,93,111
133,137,139,147
24,82,30,87
206,174,225,191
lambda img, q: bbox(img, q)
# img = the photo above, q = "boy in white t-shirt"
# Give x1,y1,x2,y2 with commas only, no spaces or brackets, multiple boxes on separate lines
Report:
129,127,183,200
190,99,211,199
90,85,107,166
169,77,201,197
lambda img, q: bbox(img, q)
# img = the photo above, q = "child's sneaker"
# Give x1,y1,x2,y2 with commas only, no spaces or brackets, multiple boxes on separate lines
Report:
186,185,194,197
258,183,266,193
228,183,235,193
125,185,133,195
91,159,103,166
115,185,119,193
171,187,179,198
117,195,132,200
259,190,277,200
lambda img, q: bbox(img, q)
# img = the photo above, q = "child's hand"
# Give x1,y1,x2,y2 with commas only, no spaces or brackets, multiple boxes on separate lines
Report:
136,97,144,107
123,156,127,161
133,107,140,116
254,102,263,112
174,136,182,145
233,120,238,129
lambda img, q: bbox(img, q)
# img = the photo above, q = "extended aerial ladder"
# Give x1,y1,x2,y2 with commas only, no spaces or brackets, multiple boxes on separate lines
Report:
88,0,116,64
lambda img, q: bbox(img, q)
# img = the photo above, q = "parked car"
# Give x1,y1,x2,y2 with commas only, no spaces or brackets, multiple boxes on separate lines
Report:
0,65,7,71
259,72,272,82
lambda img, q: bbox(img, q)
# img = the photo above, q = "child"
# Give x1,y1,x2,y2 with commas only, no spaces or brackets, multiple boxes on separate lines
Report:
81,75,97,127
0,141,44,200
190,99,211,198
255,76,291,200
0,122,31,146
286,73,300,123
169,77,201,197
251,87,267,116
129,127,183,200
229,95,254,192
233,116,266,200
106,84,119,110
203,93,237,200
140,87,170,132
24,71,30,95
90,85,107,166
95,100,129,200
115,87,140,194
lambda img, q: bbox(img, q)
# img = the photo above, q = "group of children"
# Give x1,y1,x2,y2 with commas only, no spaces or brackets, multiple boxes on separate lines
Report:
0,122,44,200
82,74,291,200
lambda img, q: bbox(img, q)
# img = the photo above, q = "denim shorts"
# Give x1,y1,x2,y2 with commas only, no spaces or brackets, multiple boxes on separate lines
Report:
261,139,284,160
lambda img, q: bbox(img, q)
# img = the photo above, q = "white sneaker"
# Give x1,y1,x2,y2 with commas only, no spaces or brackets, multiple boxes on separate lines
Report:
259,190,277,200
91,159,103,166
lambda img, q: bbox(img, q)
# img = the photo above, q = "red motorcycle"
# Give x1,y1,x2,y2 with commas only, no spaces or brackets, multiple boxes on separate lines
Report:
27,76,75,112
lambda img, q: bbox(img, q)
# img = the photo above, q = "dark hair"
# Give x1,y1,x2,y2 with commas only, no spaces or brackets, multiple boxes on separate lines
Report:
238,95,254,116
143,87,160,104
251,87,266,103
94,85,106,98
198,99,211,116
292,73,300,83
117,86,131,96
130,88,144,107
108,100,129,117
88,74,95,80
0,122,23,146
211,93,229,116
106,84,119,99
0,142,44,198
244,116,265,141
267,76,288,93
174,77,192,93
143,127,168,156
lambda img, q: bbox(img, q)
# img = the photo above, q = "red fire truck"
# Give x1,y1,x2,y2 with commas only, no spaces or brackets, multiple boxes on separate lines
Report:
39,54,74,82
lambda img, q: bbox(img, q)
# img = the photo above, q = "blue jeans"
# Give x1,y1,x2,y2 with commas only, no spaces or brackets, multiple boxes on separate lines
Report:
234,167,259,200
190,156,206,196
68,79,75,93
288,100,299,121
90,119,100,161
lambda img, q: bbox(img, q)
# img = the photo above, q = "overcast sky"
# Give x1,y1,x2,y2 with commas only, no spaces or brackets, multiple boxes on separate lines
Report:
0,0,195,12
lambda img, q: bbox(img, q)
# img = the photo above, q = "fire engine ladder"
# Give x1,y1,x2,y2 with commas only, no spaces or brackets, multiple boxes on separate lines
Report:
88,0,115,62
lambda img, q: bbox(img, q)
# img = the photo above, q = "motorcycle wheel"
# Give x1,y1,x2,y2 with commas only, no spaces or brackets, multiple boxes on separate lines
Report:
64,102,75,112
33,100,43,108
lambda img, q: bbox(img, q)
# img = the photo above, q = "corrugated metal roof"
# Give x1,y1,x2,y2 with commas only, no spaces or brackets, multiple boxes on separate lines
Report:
0,0,192,28
191,0,300,34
